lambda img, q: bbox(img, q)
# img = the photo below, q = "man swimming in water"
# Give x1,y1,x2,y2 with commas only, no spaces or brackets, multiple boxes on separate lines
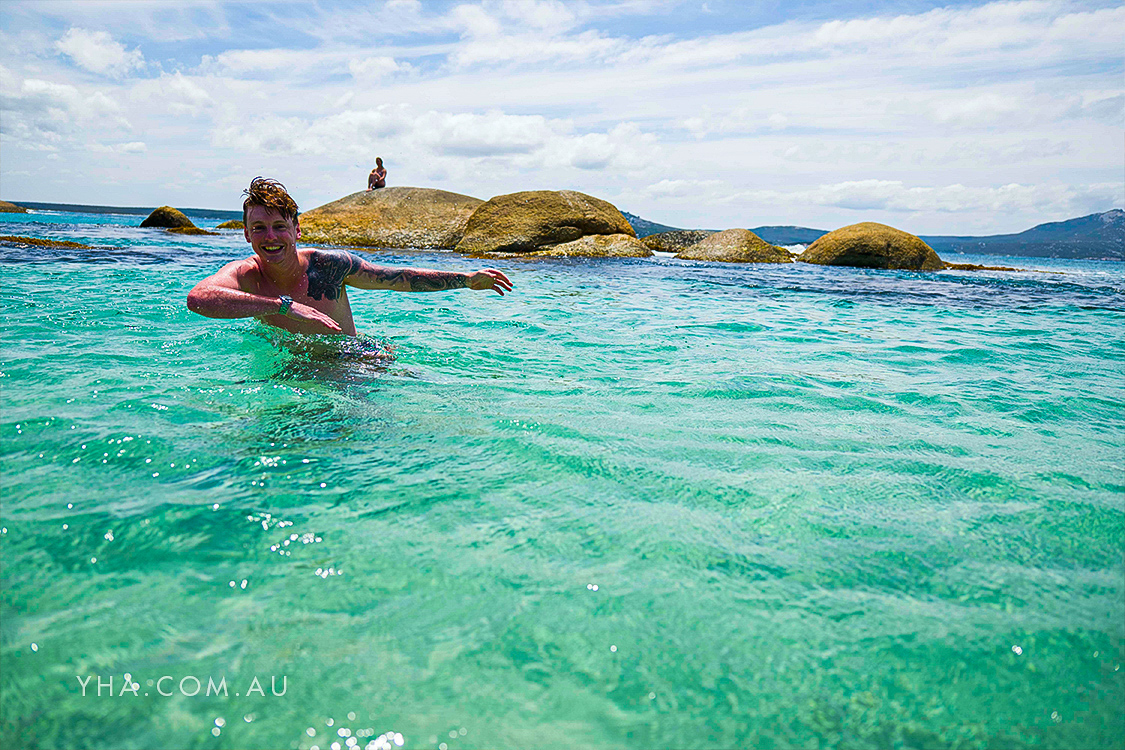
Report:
187,177,512,336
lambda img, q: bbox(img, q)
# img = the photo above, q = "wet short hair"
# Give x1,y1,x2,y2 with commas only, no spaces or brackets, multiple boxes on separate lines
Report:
242,177,298,224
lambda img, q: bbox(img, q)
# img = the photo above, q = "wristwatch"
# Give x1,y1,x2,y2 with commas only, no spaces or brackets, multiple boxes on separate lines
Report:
277,295,294,316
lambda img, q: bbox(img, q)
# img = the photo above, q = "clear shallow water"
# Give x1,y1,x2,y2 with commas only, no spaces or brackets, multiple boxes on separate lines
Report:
1,211,1123,749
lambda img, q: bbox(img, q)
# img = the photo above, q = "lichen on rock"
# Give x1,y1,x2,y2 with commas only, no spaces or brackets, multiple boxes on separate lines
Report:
799,222,944,271
676,229,792,263
299,187,483,249
454,190,635,255
643,230,716,253
472,233,652,259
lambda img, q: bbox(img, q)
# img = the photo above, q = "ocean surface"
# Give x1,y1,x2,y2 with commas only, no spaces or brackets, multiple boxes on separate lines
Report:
1,209,1122,749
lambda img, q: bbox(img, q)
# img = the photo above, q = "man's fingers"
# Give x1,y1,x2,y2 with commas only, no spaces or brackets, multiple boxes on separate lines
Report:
481,269,513,294
315,312,342,332
486,269,512,286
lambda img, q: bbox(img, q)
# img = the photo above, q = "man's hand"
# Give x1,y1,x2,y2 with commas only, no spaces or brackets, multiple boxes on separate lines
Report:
286,301,343,334
467,269,513,296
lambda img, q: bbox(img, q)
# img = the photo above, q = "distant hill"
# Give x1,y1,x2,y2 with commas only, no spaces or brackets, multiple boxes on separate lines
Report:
623,208,1123,260
621,212,828,245
750,226,829,246
12,201,242,222
620,211,684,238
922,209,1123,260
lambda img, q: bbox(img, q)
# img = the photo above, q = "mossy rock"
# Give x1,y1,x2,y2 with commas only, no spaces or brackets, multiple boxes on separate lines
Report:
642,230,716,253
140,205,196,229
799,222,943,271
216,220,244,229
454,190,635,255
676,229,792,263
0,200,28,214
473,233,652,259
299,187,483,249
0,234,94,249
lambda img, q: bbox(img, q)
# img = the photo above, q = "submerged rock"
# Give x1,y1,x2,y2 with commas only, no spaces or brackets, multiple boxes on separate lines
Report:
943,261,1026,272
676,229,792,263
299,187,483,249
799,222,944,271
454,190,635,255
0,234,94,249
141,205,196,229
166,226,217,236
216,219,245,229
642,230,716,253
0,200,28,213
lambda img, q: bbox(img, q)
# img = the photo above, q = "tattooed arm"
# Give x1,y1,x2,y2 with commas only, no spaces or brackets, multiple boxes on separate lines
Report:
307,250,513,298
187,259,343,333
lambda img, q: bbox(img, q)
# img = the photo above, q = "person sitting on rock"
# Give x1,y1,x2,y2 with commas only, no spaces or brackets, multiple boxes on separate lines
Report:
187,177,512,336
367,157,387,190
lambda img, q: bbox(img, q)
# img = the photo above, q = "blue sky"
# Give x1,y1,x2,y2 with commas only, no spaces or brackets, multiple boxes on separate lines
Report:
1,0,1121,234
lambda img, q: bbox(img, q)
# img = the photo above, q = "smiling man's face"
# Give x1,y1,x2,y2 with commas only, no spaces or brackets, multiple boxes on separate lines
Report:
244,205,300,263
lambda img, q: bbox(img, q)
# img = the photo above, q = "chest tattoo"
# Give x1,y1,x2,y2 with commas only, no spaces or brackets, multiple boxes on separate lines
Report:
306,251,362,300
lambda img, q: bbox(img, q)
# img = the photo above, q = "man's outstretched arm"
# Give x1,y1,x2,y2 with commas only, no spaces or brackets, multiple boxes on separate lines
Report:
186,261,343,333
309,250,513,297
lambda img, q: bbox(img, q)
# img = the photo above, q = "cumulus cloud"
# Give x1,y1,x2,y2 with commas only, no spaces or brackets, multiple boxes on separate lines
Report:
0,68,130,146
55,28,144,77
130,72,214,117
212,104,659,175
441,0,620,67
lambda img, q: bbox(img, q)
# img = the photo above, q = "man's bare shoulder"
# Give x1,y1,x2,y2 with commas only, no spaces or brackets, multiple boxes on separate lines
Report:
215,256,265,291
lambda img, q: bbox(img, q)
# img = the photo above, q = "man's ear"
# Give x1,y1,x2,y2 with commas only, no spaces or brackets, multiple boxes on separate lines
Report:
243,225,251,243
295,219,301,240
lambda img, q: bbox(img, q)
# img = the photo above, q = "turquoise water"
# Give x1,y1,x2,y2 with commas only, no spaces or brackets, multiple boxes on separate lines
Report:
2,210,1123,749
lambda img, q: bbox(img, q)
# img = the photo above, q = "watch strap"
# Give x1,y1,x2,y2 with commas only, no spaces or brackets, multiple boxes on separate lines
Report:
277,295,294,316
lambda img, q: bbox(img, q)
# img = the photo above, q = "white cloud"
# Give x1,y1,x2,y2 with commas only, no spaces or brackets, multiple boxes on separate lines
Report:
416,110,557,156
543,123,658,171
498,0,576,30
131,72,214,117
0,70,130,147
682,107,792,138
55,28,144,77
449,4,504,38
90,141,147,154
451,28,626,67
201,49,318,77
643,179,726,199
211,104,659,177
349,56,407,79
729,179,1125,217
